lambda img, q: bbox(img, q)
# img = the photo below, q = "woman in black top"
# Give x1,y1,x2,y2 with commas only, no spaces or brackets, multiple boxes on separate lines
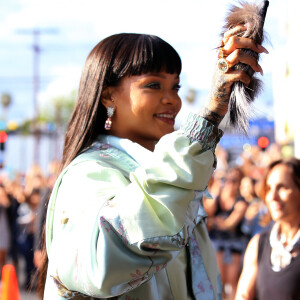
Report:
206,167,247,300
236,158,300,300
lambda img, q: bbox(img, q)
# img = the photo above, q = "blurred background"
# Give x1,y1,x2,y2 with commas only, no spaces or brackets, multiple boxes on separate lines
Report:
0,0,298,174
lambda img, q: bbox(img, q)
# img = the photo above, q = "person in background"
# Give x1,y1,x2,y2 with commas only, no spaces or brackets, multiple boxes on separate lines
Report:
215,145,229,172
34,161,60,271
1,173,26,282
24,164,46,199
206,167,247,300
17,188,41,289
206,169,227,201
0,185,11,279
240,176,272,241
240,146,265,181
236,158,300,300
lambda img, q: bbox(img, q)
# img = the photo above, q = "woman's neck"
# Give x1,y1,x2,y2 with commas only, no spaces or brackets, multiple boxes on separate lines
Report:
109,131,156,152
278,221,300,245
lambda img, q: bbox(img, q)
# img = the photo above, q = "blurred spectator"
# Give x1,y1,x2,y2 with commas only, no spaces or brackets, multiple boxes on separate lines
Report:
236,158,300,300
34,160,60,271
0,161,60,288
205,167,247,300
215,145,229,171
17,188,41,289
3,173,26,204
0,184,11,279
6,181,22,279
206,169,226,200
24,164,46,198
240,176,272,241
240,143,283,182
240,145,265,180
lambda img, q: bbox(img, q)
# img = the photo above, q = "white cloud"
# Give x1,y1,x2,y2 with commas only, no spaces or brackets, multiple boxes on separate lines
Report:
39,64,81,105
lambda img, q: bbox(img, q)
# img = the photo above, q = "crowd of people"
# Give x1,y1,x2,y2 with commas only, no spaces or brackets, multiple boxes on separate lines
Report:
0,160,59,291
204,144,280,300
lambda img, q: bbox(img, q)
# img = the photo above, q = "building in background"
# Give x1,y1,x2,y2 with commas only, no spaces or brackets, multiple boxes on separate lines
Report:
272,0,299,158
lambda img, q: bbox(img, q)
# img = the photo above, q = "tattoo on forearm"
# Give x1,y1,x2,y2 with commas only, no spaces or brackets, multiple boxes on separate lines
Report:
212,74,229,101
200,107,225,127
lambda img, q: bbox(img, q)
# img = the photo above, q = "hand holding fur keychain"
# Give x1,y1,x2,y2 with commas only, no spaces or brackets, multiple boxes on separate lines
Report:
218,0,269,134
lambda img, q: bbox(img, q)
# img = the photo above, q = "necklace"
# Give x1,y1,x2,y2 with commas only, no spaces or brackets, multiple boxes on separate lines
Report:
269,222,300,271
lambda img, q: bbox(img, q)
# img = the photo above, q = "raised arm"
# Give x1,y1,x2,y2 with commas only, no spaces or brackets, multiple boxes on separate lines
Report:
200,25,267,127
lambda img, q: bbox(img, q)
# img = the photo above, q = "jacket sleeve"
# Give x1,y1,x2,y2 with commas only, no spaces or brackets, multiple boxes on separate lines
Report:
46,114,223,298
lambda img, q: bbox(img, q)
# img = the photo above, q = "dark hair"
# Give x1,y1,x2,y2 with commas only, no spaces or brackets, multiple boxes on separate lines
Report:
226,166,244,183
62,33,181,171
260,157,300,200
37,33,181,296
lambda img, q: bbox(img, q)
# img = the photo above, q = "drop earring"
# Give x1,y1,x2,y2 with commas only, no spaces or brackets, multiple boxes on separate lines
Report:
104,106,114,130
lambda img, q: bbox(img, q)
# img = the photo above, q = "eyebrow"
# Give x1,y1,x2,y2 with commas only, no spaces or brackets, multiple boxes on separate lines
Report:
147,73,180,79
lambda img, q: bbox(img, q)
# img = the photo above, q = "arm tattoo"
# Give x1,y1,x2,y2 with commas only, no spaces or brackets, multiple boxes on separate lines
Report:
212,74,229,101
200,107,225,127
200,73,229,126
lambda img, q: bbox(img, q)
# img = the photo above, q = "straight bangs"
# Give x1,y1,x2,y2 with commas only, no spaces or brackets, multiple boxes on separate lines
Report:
107,34,182,85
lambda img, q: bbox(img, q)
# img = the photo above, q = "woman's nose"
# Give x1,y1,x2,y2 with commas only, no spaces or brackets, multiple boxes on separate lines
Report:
266,188,280,202
161,92,181,106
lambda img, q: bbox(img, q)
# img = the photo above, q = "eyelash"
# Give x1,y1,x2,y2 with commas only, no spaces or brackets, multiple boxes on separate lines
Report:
145,82,161,89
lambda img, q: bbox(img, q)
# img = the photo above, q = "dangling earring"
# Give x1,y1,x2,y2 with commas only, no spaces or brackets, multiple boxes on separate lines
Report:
104,106,114,130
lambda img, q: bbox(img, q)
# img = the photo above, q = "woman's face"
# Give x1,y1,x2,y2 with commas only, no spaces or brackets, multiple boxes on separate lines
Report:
240,177,254,201
105,72,182,150
265,164,300,223
224,170,241,193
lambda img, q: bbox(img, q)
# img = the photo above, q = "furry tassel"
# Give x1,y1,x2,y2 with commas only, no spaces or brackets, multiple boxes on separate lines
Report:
221,0,269,134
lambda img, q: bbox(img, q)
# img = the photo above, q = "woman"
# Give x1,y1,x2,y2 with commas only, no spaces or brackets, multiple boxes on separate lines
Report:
42,30,266,299
236,158,300,300
240,176,272,241
0,185,11,279
206,167,247,300
17,188,41,289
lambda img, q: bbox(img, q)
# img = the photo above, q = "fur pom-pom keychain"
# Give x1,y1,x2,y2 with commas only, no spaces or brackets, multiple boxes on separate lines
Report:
219,0,269,134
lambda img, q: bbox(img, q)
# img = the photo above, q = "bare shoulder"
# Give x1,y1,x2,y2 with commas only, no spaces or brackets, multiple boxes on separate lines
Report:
248,234,260,248
235,234,260,299
244,234,260,265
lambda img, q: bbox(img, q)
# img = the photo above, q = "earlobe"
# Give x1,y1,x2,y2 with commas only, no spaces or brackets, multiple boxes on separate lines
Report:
101,87,115,109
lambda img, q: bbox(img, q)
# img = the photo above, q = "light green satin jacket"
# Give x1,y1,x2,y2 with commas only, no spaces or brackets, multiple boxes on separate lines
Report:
44,114,223,300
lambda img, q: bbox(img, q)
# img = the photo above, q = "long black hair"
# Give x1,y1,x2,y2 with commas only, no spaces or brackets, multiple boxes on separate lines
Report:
62,33,182,170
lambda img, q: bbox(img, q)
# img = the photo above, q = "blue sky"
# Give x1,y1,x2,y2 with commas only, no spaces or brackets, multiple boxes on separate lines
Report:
0,0,286,126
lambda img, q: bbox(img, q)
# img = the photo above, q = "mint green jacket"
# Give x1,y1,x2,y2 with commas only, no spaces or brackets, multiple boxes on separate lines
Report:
44,114,223,300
